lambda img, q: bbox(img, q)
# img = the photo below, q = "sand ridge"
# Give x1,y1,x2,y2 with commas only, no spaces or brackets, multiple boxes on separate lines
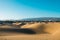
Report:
0,22,60,40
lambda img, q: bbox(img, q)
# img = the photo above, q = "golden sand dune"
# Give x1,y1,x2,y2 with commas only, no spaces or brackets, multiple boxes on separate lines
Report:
21,23,32,28
21,23,46,34
0,22,60,34
44,22,60,34
0,22,60,40
21,22,60,34
21,23,41,29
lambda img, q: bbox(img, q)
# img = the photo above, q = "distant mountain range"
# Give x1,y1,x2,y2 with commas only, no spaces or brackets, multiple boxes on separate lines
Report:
0,17,60,22
21,17,60,21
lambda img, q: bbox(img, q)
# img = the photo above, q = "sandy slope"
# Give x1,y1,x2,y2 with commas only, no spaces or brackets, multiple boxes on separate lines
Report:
0,33,52,40
44,22,60,34
0,33,59,40
0,22,60,40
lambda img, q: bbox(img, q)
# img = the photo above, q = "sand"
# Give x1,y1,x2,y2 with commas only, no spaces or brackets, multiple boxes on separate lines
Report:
0,22,60,40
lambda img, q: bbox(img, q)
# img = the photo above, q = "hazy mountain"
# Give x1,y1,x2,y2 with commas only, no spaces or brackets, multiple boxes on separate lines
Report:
21,17,60,21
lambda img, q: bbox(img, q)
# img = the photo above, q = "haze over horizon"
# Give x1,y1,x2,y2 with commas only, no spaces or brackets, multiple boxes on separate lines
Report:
0,0,60,20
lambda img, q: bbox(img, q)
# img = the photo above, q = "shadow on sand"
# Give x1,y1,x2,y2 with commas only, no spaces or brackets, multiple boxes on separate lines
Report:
0,24,49,34
0,28,36,34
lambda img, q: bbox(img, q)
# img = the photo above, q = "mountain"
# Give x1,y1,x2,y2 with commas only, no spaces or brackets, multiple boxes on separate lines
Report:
21,17,60,21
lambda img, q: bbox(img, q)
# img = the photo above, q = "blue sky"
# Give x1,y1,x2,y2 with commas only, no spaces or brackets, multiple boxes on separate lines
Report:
0,0,60,20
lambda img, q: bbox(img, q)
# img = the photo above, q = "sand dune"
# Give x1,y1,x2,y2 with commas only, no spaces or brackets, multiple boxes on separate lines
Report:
21,23,41,29
20,22,60,34
21,23,45,33
0,22,60,40
44,22,60,34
